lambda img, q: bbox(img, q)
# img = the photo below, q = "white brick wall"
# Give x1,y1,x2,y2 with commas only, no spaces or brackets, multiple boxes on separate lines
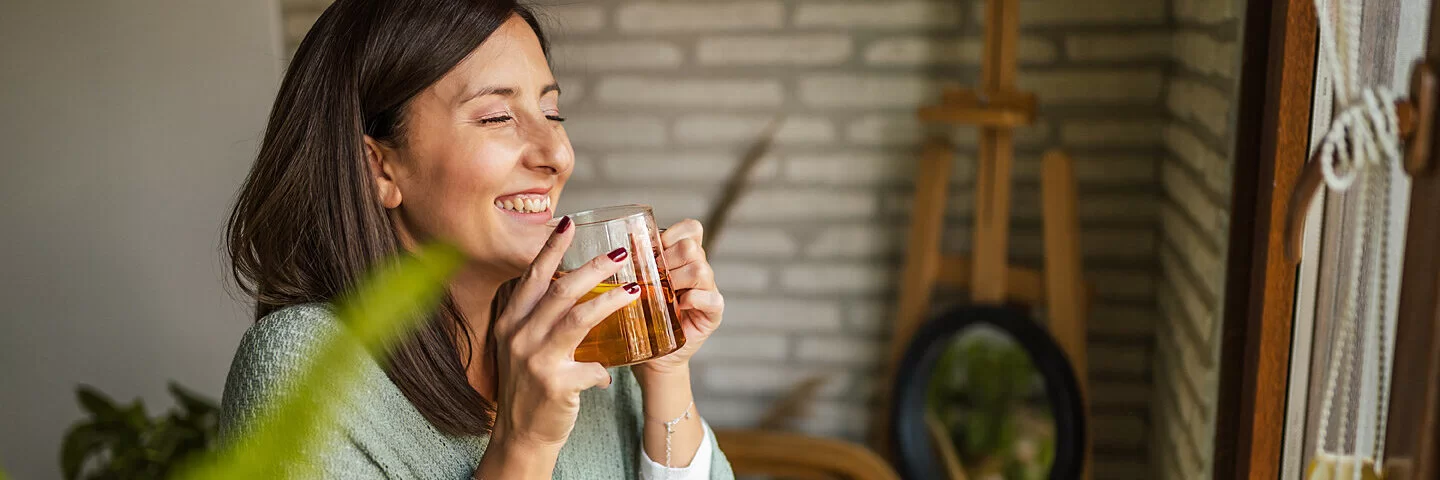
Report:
280,0,1187,476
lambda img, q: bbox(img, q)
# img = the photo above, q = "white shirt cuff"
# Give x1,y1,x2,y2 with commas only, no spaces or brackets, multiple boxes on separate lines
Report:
639,418,713,480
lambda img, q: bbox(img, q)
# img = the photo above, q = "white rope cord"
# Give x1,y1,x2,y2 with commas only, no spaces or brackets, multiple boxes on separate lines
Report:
1309,0,1403,477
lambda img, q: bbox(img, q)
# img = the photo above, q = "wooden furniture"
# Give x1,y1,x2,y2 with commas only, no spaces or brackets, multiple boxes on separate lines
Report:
714,430,901,480
871,0,1092,477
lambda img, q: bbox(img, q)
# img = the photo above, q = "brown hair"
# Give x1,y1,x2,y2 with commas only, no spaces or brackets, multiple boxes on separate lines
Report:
225,0,549,436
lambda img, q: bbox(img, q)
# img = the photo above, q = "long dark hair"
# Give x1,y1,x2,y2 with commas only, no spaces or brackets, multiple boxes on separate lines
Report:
225,0,548,436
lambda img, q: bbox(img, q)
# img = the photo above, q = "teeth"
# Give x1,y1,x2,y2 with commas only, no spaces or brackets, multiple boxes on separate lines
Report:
495,195,550,214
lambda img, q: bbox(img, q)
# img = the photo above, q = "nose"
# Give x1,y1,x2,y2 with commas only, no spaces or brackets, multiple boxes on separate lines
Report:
519,115,573,176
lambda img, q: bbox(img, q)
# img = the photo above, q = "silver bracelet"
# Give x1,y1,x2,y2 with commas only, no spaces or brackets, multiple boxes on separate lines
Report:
662,400,694,480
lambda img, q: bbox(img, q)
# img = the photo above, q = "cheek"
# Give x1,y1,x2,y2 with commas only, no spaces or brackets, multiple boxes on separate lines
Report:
402,138,522,236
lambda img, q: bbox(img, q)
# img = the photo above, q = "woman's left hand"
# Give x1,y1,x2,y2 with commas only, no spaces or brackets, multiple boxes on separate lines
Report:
633,218,723,377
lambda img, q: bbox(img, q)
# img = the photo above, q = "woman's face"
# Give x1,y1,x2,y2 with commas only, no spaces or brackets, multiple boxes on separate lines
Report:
369,15,572,279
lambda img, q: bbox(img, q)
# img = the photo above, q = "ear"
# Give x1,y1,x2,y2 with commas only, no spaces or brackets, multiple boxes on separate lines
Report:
363,135,403,209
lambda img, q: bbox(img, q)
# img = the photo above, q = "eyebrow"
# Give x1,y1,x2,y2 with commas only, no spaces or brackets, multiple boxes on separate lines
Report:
456,82,562,106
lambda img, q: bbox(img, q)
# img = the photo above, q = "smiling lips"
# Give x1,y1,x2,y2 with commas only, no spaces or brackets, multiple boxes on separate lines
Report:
494,193,551,214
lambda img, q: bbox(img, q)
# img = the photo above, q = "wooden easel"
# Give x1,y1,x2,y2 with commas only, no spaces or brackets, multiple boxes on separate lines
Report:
872,0,1092,477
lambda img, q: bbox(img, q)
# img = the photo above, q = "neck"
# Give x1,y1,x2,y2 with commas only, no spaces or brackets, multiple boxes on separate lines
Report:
448,266,506,402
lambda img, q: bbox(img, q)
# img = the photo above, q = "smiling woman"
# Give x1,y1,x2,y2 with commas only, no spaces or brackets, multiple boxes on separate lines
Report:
220,0,733,478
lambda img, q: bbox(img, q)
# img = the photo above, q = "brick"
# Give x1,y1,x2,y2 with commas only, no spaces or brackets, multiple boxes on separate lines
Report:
799,74,940,109
696,35,852,66
805,224,904,258
709,227,800,258
1161,206,1224,302
863,35,1057,66
1175,0,1238,24
1159,277,1215,352
963,190,1158,223
1167,79,1232,139
601,151,780,183
1019,69,1164,104
783,152,914,186
794,1,961,28
731,190,880,222
563,115,665,147
536,4,606,34
1092,413,1148,449
596,76,784,107
569,153,598,181
617,1,783,32
1175,32,1239,79
693,397,766,428
281,0,332,10
695,332,788,361
1065,32,1173,61
673,115,836,145
284,10,322,46
721,298,845,332
710,261,772,293
1004,227,1158,261
780,263,896,295
842,301,892,334
557,77,585,106
1061,120,1164,147
551,41,683,70
1069,155,1160,186
795,336,884,366
1162,160,1228,244
556,188,710,223
1089,342,1150,376
704,364,856,397
983,0,1165,26
1089,269,1158,300
1090,379,1153,407
796,401,870,439
1164,124,1232,197
845,115,1048,147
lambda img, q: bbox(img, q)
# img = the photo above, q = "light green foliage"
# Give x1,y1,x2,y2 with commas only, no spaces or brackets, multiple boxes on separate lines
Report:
928,331,1054,480
173,243,464,479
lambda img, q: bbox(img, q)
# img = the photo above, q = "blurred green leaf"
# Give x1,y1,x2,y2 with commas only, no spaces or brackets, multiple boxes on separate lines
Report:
167,383,217,417
173,243,463,480
76,387,121,421
61,424,104,480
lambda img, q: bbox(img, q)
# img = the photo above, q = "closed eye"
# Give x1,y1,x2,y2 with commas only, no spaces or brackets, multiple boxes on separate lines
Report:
546,115,566,122
479,115,513,124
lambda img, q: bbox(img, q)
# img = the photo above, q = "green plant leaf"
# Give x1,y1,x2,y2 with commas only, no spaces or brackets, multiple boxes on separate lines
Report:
76,386,121,421
61,423,105,480
167,383,218,417
172,243,463,480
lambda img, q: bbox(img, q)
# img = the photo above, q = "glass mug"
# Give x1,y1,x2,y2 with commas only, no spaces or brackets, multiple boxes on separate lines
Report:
551,205,685,367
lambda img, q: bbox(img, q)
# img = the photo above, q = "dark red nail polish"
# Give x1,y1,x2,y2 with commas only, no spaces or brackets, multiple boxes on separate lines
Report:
607,247,628,262
553,216,571,234
623,282,640,294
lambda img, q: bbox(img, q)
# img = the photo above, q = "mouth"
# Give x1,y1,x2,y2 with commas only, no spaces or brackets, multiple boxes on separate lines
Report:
493,189,553,224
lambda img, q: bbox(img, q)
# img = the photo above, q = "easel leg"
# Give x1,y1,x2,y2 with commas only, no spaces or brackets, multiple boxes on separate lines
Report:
1041,149,1091,480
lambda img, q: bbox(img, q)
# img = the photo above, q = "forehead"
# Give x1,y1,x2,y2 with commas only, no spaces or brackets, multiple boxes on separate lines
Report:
430,15,553,102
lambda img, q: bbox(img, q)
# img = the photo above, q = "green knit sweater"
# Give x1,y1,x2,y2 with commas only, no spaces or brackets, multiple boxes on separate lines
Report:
218,303,734,479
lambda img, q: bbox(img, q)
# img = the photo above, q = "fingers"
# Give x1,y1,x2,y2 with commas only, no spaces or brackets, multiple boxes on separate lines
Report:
578,362,613,390
661,218,703,249
552,281,641,346
677,289,724,326
667,256,715,291
526,246,630,328
662,237,705,269
511,216,575,311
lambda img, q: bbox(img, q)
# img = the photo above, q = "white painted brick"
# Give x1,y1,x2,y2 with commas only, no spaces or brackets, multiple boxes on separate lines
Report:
569,153,599,181
731,190,880,222
783,152,913,186
1089,269,1158,300
842,301,892,335
946,123,1052,147
962,190,1158,223
1061,120,1164,147
1162,160,1229,243
1161,206,1224,301
704,365,855,397
986,0,1165,26
1089,342,1150,376
799,75,940,109
551,41,683,70
695,332,788,361
596,77,784,107
1175,32,1239,79
1019,69,1165,104
795,1,961,28
722,298,845,332
697,35,853,66
806,224,904,258
282,0,332,10
693,397,766,428
844,115,1047,147
601,151,780,182
536,4,606,35
780,263,896,295
709,227,800,258
795,336,884,366
796,401,870,439
1069,155,1161,186
710,261,772,294
1164,124,1232,197
563,115,666,147
1005,227,1158,261
1065,32,1173,61
673,115,836,145
617,1,783,32
1167,79,1232,139
1159,277,1214,351
284,10,322,46
557,77,585,106
556,188,710,223
1175,0,1238,24
863,36,1057,65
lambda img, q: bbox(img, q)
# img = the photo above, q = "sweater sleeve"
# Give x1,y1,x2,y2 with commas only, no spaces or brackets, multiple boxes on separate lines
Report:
218,304,388,479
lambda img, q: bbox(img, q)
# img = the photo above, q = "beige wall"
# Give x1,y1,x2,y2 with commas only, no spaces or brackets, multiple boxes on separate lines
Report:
0,1,282,478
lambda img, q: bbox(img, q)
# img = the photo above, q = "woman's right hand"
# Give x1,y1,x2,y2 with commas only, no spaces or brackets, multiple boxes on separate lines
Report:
480,216,640,472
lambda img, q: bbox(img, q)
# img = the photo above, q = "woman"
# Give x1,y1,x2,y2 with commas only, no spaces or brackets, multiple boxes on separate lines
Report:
218,0,732,478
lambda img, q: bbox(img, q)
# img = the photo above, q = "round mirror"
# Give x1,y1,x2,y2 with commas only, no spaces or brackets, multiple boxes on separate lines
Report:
890,305,1086,480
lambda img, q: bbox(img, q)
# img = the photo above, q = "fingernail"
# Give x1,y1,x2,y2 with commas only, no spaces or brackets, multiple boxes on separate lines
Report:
623,282,640,294
607,247,628,262
553,216,571,234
